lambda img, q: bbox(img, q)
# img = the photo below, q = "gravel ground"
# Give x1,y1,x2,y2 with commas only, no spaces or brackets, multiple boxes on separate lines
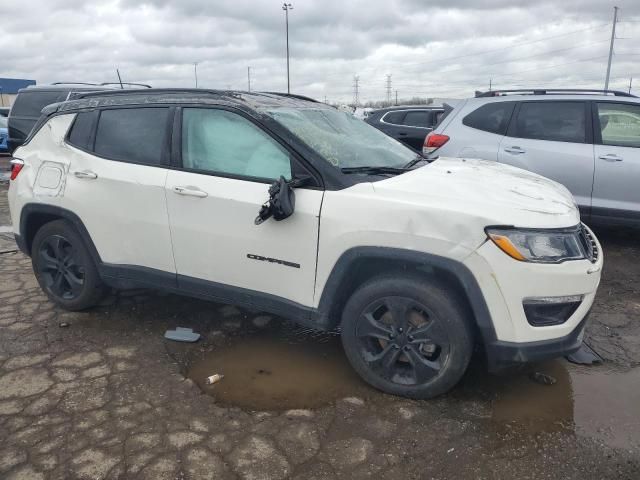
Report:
0,182,638,480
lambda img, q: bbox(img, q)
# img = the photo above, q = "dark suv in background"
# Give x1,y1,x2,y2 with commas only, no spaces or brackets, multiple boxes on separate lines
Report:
365,105,444,151
7,82,150,153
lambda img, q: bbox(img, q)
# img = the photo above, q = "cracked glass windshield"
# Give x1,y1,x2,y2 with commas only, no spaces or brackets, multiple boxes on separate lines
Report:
265,107,418,169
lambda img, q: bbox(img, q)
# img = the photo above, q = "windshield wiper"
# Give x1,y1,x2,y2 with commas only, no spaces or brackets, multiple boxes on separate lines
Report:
403,154,428,169
340,166,409,175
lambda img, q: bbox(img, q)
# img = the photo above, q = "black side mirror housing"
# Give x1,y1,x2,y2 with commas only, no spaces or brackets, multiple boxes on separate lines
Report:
255,176,296,225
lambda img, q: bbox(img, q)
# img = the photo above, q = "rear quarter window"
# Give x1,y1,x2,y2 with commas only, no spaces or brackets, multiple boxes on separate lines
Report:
11,91,66,118
462,102,515,135
67,112,96,150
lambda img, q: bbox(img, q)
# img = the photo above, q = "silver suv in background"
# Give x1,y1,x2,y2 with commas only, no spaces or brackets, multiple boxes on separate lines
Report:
425,89,640,226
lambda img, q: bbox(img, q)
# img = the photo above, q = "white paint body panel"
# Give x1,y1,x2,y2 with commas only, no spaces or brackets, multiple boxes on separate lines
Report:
165,170,323,306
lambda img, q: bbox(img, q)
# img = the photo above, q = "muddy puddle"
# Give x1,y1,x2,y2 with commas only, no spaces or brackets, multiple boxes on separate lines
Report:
460,360,640,450
187,321,639,450
188,323,371,410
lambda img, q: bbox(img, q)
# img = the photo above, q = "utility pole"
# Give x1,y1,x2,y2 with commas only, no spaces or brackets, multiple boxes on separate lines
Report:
395,90,398,106
629,77,633,94
489,78,492,91
324,95,328,104
282,3,293,94
194,62,199,88
353,75,360,107
247,66,251,92
385,74,392,105
605,6,619,91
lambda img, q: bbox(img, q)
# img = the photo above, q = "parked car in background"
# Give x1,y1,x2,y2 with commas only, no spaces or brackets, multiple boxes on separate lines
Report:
8,88,601,399
7,82,150,153
0,107,9,117
0,115,8,153
425,89,640,226
366,105,445,151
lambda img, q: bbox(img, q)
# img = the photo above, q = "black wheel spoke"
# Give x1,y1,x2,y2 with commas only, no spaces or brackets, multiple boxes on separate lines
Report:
409,321,447,345
357,312,393,340
370,344,403,376
406,346,441,383
37,234,85,300
64,270,84,295
385,297,412,332
38,249,58,272
51,270,65,295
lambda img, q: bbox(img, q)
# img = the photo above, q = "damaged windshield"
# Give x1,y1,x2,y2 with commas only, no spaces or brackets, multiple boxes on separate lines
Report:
264,107,418,170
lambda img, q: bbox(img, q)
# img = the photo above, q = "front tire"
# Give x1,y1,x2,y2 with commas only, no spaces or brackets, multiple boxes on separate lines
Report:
31,220,105,311
341,275,473,399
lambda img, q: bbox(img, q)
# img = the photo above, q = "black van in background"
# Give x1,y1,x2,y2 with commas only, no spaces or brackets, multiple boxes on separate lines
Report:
7,82,150,153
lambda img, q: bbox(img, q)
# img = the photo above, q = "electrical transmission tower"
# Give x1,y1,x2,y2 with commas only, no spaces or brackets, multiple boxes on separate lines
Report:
385,74,392,105
353,75,360,106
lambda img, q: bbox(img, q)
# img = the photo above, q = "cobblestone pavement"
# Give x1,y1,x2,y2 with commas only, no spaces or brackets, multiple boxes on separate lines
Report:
1,183,639,479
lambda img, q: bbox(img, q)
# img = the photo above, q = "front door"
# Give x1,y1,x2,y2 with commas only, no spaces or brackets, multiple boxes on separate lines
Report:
497,101,595,212
165,107,324,309
591,101,640,223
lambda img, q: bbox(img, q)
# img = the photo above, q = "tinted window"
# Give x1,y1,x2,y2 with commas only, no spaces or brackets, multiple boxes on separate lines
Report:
67,112,94,150
597,102,640,148
182,108,291,180
402,110,431,128
0,117,7,128
94,108,169,165
514,102,585,143
382,111,405,124
463,102,515,135
11,91,66,118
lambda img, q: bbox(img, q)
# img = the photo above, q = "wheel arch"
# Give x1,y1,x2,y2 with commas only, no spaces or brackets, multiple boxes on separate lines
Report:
19,203,102,264
315,247,497,346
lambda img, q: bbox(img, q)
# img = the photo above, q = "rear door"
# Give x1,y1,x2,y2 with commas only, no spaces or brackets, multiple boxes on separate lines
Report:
591,101,640,223
64,106,176,281
498,101,594,212
397,109,436,151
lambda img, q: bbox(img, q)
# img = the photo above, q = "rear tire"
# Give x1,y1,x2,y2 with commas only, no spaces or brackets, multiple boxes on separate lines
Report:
341,275,473,399
31,220,105,311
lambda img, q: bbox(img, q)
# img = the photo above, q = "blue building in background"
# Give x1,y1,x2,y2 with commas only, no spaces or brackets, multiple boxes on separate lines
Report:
0,78,37,107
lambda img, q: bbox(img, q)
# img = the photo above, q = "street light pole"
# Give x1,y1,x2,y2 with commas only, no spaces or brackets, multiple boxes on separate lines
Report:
604,6,619,91
282,3,293,94
194,62,199,88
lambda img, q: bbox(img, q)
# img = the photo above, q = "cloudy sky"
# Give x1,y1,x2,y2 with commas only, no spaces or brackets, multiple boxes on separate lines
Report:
3,0,640,103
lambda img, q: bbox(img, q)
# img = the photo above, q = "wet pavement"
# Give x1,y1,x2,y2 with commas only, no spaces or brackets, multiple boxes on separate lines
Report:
0,182,639,479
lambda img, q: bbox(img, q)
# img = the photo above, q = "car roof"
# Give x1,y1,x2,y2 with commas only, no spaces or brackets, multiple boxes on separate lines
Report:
374,105,444,114
18,84,115,93
467,89,640,105
51,88,327,115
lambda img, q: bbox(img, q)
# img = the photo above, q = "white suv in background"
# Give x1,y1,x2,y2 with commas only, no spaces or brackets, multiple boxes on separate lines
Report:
8,89,602,399
425,89,640,226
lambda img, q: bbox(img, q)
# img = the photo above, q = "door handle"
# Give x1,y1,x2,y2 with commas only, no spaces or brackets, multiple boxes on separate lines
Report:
598,154,623,162
398,132,408,136
504,146,526,154
73,170,98,179
172,186,208,198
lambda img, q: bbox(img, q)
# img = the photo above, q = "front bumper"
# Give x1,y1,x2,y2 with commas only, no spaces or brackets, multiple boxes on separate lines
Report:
485,310,589,371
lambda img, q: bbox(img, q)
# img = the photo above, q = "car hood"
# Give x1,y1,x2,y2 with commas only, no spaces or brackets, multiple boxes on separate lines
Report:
372,157,580,229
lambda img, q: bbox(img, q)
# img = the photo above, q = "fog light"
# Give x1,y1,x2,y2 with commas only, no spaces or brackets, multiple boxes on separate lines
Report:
523,295,583,327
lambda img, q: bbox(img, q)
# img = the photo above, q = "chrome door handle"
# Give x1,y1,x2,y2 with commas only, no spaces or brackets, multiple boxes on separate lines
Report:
504,146,525,154
172,186,208,198
73,170,97,179
598,154,623,162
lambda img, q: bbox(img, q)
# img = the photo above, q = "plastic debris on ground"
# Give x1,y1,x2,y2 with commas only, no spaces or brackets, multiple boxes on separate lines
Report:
529,371,557,385
164,327,201,342
205,373,224,385
566,343,603,365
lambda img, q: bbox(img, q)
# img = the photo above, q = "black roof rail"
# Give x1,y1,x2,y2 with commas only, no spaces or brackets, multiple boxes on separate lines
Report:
475,88,637,98
261,91,319,102
50,82,101,86
100,82,152,89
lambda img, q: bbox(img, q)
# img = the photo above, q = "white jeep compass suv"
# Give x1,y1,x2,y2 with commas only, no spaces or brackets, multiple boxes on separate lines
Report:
8,89,603,399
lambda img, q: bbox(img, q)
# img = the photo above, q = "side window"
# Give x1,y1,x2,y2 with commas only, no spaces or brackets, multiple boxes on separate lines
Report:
402,110,431,128
94,108,169,165
596,102,640,148
513,102,586,143
381,111,406,124
181,108,292,180
67,112,94,150
462,102,515,135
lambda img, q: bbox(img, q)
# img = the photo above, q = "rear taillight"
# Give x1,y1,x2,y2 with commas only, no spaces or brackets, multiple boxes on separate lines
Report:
10,158,24,181
423,133,449,156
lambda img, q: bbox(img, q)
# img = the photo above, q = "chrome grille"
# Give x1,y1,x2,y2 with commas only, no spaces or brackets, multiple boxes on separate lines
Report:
579,224,598,263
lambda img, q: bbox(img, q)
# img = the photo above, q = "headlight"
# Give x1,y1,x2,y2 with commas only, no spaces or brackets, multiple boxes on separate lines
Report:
486,227,586,263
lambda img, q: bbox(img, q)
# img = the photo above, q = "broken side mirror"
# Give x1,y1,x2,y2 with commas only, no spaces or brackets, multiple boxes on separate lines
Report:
255,176,296,225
